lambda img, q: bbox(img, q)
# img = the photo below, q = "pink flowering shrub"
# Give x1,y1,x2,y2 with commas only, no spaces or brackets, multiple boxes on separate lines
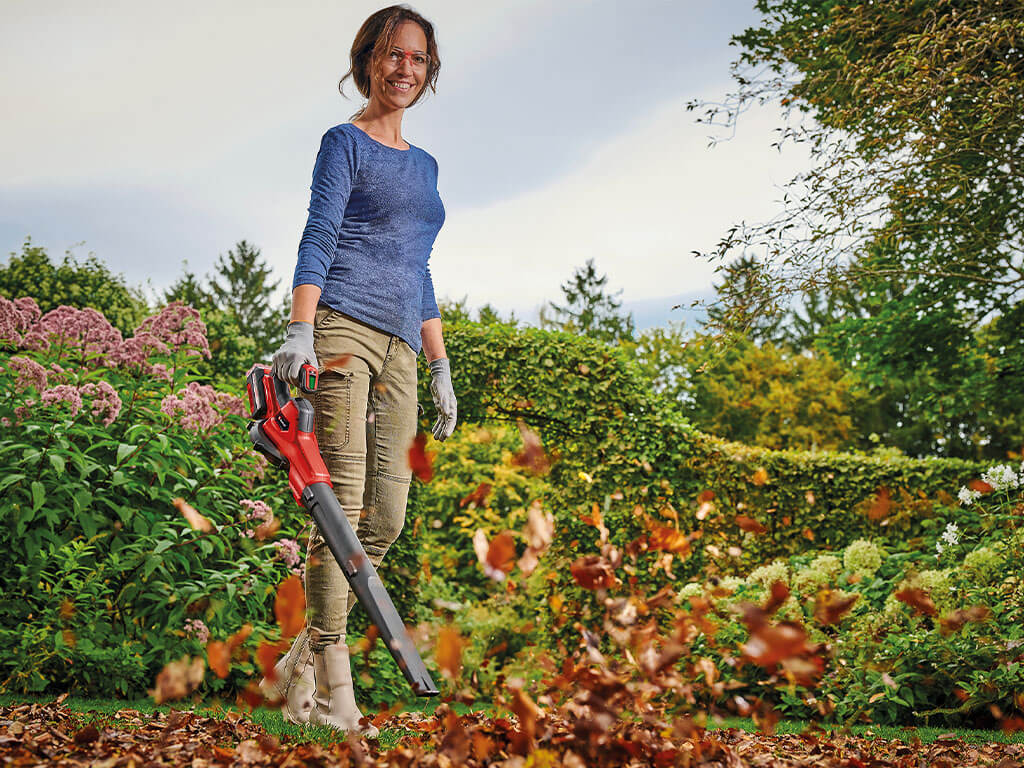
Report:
5,356,48,392
160,381,244,433
0,296,42,346
0,296,301,697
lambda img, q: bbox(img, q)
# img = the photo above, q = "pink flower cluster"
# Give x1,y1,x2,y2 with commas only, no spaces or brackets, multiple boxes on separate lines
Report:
133,301,210,360
4,297,212,375
5,356,48,392
21,305,124,364
40,384,84,417
160,382,244,432
274,538,303,573
79,380,122,426
183,618,210,644
0,296,42,346
239,498,272,539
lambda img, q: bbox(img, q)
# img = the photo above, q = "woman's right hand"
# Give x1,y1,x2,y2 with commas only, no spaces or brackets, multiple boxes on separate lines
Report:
272,321,319,386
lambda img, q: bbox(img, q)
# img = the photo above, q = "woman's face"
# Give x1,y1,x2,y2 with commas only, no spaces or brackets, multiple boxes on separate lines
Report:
370,20,429,111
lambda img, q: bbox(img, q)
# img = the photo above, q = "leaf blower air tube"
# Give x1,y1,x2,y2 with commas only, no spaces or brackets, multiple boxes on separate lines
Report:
245,363,439,697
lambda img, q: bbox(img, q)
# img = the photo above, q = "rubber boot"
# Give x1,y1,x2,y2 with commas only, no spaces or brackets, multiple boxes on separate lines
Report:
259,627,315,724
309,633,379,738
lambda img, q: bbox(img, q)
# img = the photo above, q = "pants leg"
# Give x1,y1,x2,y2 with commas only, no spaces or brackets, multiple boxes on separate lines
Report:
344,336,419,616
304,308,418,643
305,308,376,642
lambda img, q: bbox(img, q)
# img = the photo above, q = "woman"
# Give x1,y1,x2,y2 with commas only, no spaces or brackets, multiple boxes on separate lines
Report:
261,5,457,736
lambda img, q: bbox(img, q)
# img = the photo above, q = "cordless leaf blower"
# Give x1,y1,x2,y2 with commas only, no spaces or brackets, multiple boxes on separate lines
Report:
246,362,439,697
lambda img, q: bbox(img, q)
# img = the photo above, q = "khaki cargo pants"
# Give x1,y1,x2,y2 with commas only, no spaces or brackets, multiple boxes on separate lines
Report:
305,306,418,647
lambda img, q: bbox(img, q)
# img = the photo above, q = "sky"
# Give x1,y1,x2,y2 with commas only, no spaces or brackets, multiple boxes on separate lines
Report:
1,0,813,331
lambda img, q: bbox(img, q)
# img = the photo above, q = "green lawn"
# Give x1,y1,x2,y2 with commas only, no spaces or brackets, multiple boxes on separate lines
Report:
2,694,1021,748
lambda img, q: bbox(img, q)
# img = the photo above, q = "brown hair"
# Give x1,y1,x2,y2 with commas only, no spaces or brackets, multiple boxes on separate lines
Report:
339,5,441,116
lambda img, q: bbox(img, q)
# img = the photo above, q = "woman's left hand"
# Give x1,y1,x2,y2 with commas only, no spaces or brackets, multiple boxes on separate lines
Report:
428,358,457,441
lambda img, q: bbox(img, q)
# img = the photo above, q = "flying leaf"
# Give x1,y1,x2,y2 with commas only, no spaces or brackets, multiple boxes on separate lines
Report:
570,555,618,590
867,486,891,520
813,590,859,625
894,587,937,616
174,497,212,532
274,575,306,637
207,641,230,679
751,467,769,486
512,420,550,475
939,605,990,635
735,515,767,534
323,353,352,371
522,500,554,551
648,525,691,556
436,625,464,680
149,655,205,703
968,479,994,493
460,482,492,509
408,432,434,482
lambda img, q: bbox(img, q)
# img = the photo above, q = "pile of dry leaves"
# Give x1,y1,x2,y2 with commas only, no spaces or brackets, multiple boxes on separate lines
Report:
2,697,1023,767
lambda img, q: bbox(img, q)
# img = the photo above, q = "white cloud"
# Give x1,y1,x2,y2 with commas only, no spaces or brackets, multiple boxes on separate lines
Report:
430,95,814,317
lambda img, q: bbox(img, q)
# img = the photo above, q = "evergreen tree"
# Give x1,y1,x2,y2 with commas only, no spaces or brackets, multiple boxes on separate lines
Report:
206,240,285,359
540,259,635,344
163,261,212,310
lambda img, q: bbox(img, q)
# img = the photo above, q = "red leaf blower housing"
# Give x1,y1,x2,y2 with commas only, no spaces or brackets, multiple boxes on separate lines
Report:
246,362,439,697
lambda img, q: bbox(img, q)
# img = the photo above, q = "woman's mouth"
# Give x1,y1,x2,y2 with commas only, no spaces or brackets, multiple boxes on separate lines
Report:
387,80,413,93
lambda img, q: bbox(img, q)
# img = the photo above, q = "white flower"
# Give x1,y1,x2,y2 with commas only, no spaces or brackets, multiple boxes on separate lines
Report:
935,541,945,557
940,522,960,548
981,464,1020,492
958,487,981,506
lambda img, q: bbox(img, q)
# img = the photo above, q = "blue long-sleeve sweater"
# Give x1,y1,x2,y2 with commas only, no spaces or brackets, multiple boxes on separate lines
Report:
292,123,445,353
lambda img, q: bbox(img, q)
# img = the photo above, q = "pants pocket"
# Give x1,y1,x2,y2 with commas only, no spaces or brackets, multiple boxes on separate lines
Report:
314,369,354,451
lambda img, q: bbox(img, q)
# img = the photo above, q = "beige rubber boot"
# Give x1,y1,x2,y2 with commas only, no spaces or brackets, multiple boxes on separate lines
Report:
259,627,315,724
309,633,379,738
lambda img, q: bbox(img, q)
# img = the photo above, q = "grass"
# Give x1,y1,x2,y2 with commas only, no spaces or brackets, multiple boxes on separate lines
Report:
2,694,1021,747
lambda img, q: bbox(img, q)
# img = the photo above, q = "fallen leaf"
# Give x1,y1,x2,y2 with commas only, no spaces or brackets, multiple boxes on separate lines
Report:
751,467,769,486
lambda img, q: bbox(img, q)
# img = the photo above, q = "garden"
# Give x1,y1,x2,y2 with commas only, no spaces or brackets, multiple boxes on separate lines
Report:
3,0,1024,765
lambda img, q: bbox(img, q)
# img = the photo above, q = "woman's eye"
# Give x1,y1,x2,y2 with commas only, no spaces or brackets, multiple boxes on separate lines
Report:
389,51,403,62
413,55,428,66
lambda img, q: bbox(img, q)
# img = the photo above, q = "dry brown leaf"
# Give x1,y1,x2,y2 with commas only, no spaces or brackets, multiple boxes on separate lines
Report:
274,575,306,637
174,497,212,532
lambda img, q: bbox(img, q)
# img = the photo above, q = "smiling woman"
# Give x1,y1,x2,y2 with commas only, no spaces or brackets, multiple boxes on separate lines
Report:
257,3,457,739
340,5,441,121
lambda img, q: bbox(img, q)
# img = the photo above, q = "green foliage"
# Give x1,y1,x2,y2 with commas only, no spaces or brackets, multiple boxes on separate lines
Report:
206,240,286,360
676,469,1024,726
539,259,635,344
690,0,1024,458
0,240,148,335
0,297,297,697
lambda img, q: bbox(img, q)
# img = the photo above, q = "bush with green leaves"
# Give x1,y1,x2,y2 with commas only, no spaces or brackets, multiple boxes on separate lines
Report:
672,462,1024,726
0,295,298,696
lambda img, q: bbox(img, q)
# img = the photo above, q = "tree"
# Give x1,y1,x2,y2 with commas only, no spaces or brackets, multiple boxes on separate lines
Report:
691,0,1024,326
540,259,635,344
163,261,212,311
206,240,286,359
690,0,1024,458
680,334,865,452
0,239,149,335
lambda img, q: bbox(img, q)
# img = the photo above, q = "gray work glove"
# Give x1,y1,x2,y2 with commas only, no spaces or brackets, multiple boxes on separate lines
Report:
272,321,319,386
428,357,457,441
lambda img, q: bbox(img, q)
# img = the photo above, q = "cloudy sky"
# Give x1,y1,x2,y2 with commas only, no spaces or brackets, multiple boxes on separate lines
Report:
1,0,812,330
